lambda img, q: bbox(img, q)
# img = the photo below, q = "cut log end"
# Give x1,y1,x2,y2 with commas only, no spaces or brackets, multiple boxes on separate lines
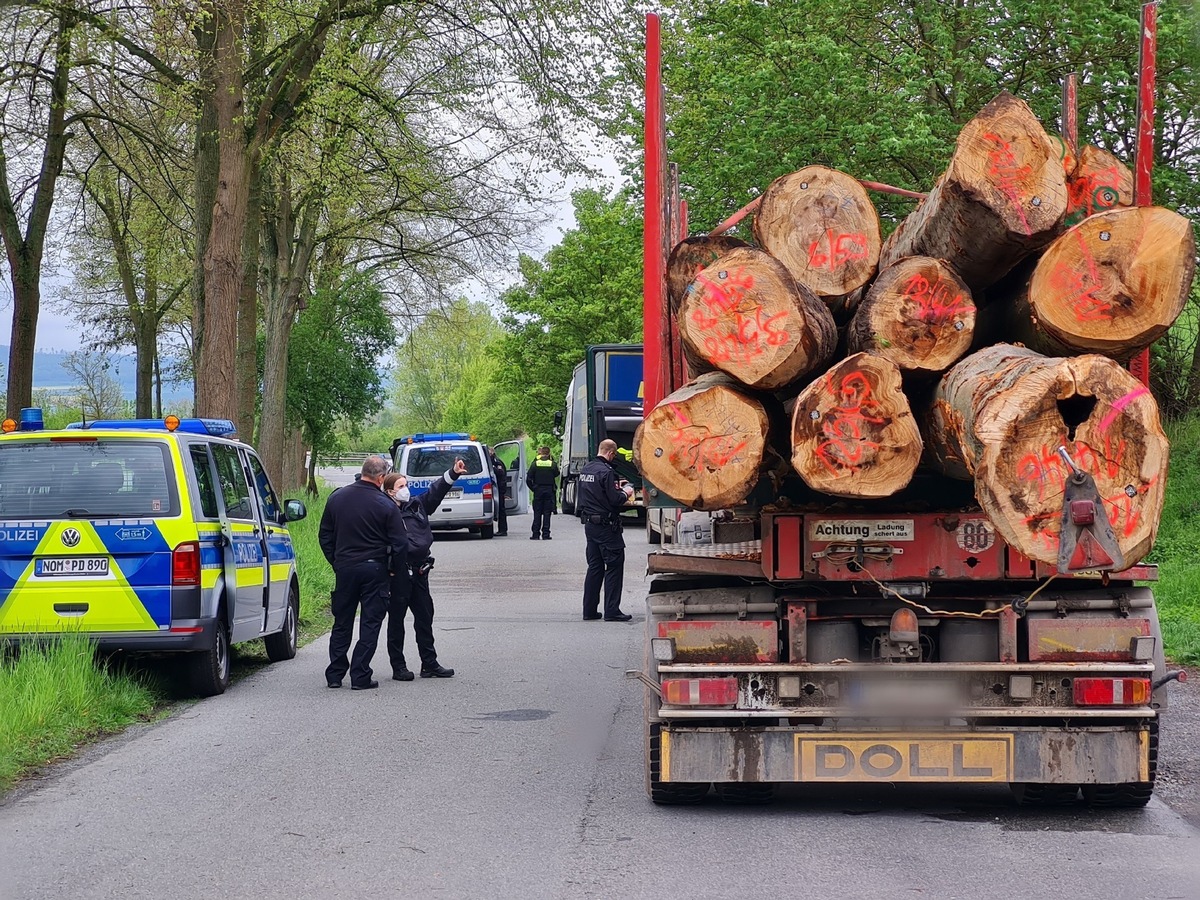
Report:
753,166,882,301
790,353,922,498
680,247,837,390
1064,144,1133,229
1028,205,1196,356
667,234,752,313
634,374,770,510
846,257,976,375
928,345,1167,566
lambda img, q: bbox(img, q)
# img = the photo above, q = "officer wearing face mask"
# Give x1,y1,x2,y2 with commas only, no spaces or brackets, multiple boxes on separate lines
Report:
380,459,466,680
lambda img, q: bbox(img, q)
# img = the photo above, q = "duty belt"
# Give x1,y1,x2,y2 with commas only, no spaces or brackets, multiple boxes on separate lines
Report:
584,514,616,525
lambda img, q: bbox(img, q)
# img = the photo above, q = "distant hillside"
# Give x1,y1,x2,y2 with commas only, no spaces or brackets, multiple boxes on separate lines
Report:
0,346,192,404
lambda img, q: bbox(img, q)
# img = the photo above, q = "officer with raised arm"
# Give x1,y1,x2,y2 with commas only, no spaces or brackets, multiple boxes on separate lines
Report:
576,438,634,621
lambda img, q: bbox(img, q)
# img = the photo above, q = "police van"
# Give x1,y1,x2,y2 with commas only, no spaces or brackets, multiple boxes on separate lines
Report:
390,433,526,538
0,409,308,696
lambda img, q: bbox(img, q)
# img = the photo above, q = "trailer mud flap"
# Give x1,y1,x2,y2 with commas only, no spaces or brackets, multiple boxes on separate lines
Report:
660,726,1148,784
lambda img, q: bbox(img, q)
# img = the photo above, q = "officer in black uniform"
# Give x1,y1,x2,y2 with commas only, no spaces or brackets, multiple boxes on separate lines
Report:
488,447,508,536
526,445,560,540
319,455,405,690
380,457,467,680
576,438,635,621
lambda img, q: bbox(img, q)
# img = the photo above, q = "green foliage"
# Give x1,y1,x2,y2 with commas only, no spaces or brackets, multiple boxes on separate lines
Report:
289,487,335,640
390,299,504,438
1148,415,1200,663
287,273,396,459
0,635,160,792
601,0,1198,236
494,188,643,440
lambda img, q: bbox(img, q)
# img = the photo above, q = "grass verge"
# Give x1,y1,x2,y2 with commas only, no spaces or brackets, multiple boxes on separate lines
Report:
0,634,162,793
1150,415,1200,665
1,485,337,790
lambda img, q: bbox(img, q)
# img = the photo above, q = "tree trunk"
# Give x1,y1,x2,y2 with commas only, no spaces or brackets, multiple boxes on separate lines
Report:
986,206,1195,360
236,161,262,440
679,247,837,391
190,18,218,406
0,17,73,416
846,256,976,376
634,372,776,511
195,1,247,419
790,353,922,498
925,344,1168,566
1064,144,1132,229
753,165,881,316
282,427,306,494
879,92,1067,293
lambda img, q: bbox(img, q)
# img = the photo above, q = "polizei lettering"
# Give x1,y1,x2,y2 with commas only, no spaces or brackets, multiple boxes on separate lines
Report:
579,474,596,483
0,528,42,543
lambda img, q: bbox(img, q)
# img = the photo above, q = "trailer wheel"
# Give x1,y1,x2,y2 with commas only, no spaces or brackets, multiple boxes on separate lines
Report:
715,782,776,804
647,723,708,805
1082,719,1158,809
1009,783,1080,806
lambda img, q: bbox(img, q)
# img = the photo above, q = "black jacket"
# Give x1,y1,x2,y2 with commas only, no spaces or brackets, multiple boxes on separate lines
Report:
526,456,559,498
395,468,460,564
490,455,507,500
319,479,406,570
577,456,629,521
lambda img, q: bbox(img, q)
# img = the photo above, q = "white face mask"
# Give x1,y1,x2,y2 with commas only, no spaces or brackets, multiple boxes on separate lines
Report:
392,487,411,503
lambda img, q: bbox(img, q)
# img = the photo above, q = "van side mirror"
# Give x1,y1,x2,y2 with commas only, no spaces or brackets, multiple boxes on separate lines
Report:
283,499,307,522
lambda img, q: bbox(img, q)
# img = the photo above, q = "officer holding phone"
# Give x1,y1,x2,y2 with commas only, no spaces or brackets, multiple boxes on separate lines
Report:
576,439,634,622
380,457,467,679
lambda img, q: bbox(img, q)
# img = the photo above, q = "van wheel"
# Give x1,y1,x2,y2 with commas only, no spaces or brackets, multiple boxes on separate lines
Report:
188,615,231,697
480,522,495,539
264,585,299,662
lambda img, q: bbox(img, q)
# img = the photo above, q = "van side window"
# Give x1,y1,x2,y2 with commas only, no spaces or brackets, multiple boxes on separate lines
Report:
189,445,220,519
211,444,254,520
246,452,280,522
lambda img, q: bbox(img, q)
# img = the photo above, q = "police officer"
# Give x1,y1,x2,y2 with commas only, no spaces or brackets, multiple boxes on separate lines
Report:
488,447,509,536
577,438,634,621
379,457,466,680
318,455,405,690
526,445,559,540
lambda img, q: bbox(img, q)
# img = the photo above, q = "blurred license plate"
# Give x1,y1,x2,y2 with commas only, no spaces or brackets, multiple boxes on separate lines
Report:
36,556,110,577
445,490,463,500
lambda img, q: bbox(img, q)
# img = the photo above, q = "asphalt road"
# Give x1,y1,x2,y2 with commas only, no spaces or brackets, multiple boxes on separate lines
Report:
2,506,1198,900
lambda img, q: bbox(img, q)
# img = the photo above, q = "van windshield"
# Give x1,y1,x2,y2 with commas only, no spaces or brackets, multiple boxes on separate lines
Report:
405,445,483,477
0,440,178,519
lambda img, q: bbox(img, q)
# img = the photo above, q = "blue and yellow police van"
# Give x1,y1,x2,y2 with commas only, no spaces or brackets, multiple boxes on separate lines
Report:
0,409,307,696
390,433,526,538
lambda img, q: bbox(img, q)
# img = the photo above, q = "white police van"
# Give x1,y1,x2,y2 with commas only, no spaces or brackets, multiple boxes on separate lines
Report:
390,434,526,538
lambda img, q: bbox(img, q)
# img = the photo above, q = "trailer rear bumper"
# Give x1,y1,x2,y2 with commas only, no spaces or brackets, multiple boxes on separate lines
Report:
657,724,1152,785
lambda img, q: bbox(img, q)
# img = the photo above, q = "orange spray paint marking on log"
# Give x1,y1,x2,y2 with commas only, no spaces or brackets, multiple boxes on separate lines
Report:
983,132,1035,236
815,371,884,476
807,231,870,271
900,273,971,323
1017,438,1128,502
1065,165,1124,227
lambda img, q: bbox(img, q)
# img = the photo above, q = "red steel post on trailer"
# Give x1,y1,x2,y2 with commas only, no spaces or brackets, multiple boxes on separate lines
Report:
1129,1,1158,387
643,12,667,413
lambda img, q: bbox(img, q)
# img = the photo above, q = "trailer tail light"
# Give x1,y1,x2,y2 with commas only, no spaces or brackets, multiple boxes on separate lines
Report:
172,541,201,586
1073,677,1151,707
660,677,738,708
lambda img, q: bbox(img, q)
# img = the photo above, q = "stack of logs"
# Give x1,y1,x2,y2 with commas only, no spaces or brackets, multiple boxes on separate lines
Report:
633,91,1195,568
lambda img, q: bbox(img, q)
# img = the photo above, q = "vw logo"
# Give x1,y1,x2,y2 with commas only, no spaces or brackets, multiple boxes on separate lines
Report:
61,528,81,548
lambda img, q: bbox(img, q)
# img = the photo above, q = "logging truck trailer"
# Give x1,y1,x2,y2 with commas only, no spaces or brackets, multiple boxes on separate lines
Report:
634,11,1185,806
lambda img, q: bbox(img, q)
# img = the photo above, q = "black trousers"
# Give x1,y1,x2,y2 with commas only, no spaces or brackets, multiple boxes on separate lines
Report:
496,495,508,534
532,493,555,537
326,560,389,686
583,521,625,618
387,567,437,672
